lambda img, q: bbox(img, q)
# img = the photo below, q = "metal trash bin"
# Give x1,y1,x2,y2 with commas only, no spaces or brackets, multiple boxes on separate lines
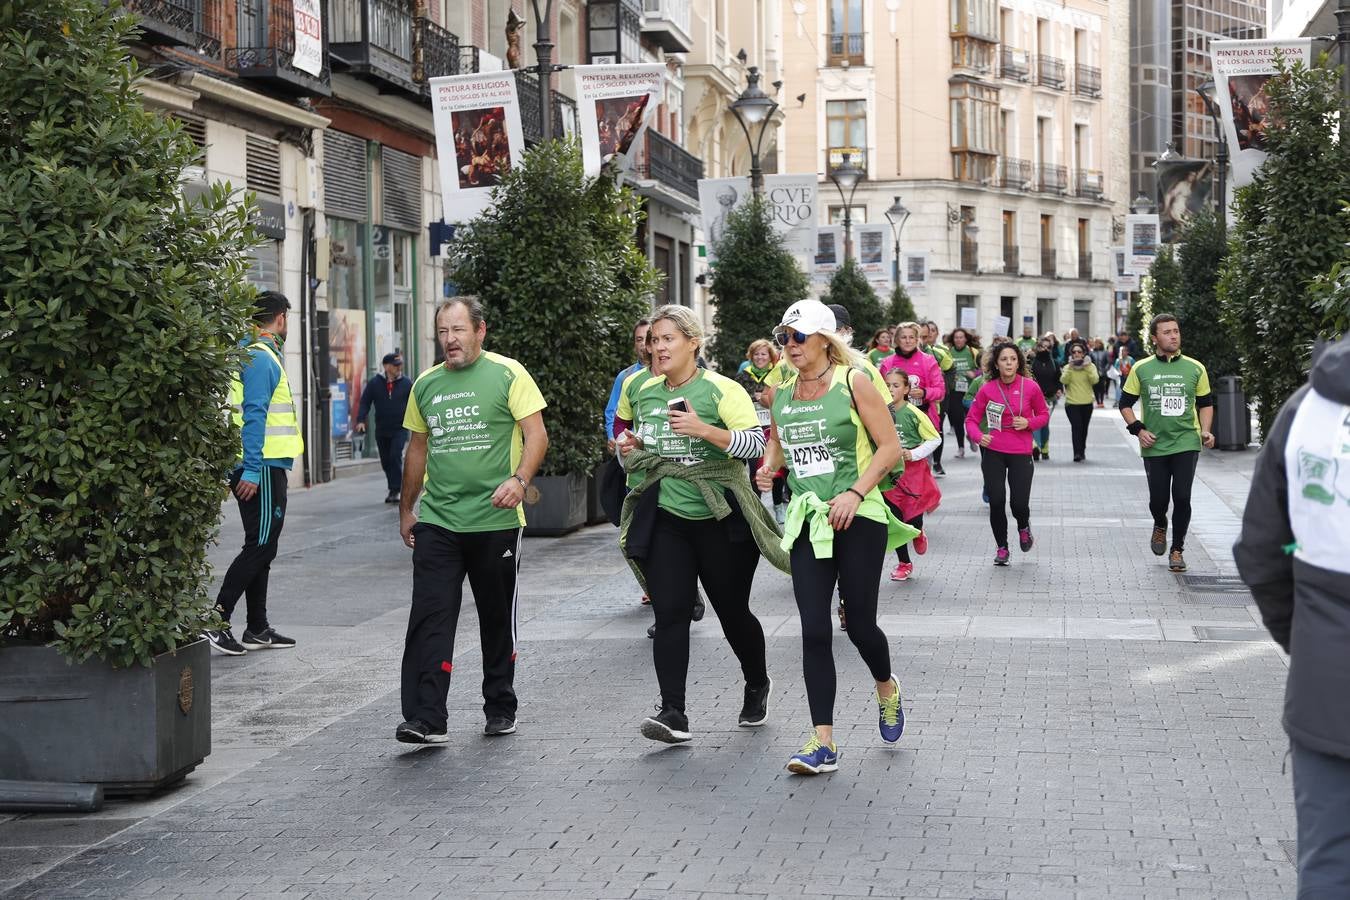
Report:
1215,375,1251,451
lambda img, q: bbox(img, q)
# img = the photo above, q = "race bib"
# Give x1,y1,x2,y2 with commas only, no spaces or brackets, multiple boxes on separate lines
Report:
788,442,835,478
985,401,1006,432
955,376,969,393
1158,384,1187,417
656,433,697,465
756,405,773,427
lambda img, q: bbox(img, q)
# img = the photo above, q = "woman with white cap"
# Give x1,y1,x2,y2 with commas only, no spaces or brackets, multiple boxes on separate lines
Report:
757,299,913,775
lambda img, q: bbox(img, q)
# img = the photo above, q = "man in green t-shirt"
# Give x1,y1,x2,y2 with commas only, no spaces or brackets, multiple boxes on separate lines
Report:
395,297,549,745
1119,314,1216,573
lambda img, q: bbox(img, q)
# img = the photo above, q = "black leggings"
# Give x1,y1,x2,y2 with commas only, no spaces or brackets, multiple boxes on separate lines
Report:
1064,403,1093,459
1143,451,1199,551
981,449,1034,548
642,509,767,714
790,517,892,726
882,495,923,564
931,411,946,468
1092,376,1108,404
945,399,967,450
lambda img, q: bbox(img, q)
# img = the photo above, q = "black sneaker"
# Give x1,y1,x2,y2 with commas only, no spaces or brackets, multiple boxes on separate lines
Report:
240,627,296,649
738,677,772,727
396,719,449,744
384,491,400,504
484,716,517,736
206,627,246,656
932,463,946,478
691,594,706,622
647,622,656,639
640,706,691,743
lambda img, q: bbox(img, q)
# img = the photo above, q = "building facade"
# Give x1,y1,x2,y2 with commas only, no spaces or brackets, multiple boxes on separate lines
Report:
779,0,1126,340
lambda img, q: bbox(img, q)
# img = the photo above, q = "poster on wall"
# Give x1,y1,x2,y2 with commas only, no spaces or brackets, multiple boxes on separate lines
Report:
959,307,978,331
901,251,930,292
697,175,818,261
813,225,843,282
1211,38,1315,188
993,315,1011,338
292,0,323,77
329,308,368,439
1125,214,1159,273
856,224,891,287
576,64,664,178
430,72,525,223
1112,246,1140,292
1156,159,1214,243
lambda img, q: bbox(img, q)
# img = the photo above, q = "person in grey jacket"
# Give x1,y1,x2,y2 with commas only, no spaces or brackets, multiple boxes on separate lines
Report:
1233,334,1350,899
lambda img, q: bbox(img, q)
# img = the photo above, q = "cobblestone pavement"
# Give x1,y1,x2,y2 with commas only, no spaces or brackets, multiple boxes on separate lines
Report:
1,411,1295,899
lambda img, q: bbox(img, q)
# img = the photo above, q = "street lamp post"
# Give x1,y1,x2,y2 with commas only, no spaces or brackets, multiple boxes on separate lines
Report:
528,0,557,142
883,195,911,287
1195,79,1229,238
830,151,864,261
729,57,779,195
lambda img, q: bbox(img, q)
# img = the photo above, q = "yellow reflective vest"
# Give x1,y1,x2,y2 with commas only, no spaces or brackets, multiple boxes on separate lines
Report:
229,341,304,462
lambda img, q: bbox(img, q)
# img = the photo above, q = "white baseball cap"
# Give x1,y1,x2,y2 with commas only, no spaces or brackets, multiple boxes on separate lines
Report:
775,299,836,338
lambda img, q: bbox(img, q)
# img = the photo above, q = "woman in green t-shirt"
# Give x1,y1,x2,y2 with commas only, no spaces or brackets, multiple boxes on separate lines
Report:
617,306,773,746
943,327,982,459
866,327,893,367
757,299,909,775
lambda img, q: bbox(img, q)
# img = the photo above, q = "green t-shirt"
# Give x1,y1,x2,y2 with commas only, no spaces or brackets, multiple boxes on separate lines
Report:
1123,353,1212,457
1016,337,1037,355
616,366,657,490
403,352,547,532
868,348,891,368
964,373,987,404
894,401,940,449
923,343,954,371
632,369,758,519
948,346,979,395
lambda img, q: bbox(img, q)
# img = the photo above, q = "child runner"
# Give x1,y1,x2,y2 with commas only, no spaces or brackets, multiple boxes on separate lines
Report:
881,369,942,582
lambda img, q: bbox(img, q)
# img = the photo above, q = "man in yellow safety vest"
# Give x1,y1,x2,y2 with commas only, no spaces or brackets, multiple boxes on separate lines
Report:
206,291,304,656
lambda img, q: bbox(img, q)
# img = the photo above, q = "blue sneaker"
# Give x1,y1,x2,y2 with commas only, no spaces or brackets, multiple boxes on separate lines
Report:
981,487,989,504
786,734,840,775
877,676,904,744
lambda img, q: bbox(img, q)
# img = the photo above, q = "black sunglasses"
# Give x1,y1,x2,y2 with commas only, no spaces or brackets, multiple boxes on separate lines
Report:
773,329,809,347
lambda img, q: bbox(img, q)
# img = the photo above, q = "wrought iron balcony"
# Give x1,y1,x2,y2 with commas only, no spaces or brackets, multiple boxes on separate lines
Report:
1036,54,1065,89
1078,251,1093,280
827,32,864,66
122,0,201,46
1041,247,1057,277
960,241,979,273
999,157,1032,189
227,0,331,96
1037,163,1068,194
1074,63,1101,97
632,130,703,201
641,0,693,53
515,71,577,144
1075,169,1104,199
1003,245,1019,274
330,0,416,94
415,16,459,90
999,46,1030,81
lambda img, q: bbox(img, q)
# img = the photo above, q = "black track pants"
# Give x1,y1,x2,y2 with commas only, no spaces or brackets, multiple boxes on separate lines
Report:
1143,450,1199,552
981,449,1034,548
642,509,767,714
376,428,408,493
1064,403,1093,459
790,517,892,727
945,400,967,450
217,466,288,633
401,523,521,730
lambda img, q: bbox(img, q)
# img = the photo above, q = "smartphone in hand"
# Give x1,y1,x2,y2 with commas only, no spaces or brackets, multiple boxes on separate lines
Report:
668,398,690,413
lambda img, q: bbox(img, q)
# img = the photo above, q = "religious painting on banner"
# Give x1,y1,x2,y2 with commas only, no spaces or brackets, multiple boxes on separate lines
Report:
902,251,930,292
1156,159,1214,243
1211,39,1315,188
430,73,525,223
697,175,818,261
576,64,664,177
291,0,323,77
1125,215,1159,274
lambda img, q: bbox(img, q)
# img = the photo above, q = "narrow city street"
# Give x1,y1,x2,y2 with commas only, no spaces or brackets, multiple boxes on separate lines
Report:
1,412,1294,899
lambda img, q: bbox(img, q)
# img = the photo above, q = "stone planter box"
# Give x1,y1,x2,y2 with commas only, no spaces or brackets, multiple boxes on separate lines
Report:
523,472,588,537
0,638,211,796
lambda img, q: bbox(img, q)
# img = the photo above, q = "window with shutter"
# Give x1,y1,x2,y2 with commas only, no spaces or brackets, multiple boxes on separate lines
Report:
246,134,282,198
380,146,422,233
324,131,370,221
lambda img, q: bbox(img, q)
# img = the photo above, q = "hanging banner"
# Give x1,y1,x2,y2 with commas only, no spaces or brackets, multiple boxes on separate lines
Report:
576,63,664,178
1156,159,1214,243
856,224,891,287
1125,214,1159,274
430,72,526,223
813,225,843,282
698,175,818,261
1112,246,1140,292
1211,38,1315,188
901,250,930,292
292,0,323,77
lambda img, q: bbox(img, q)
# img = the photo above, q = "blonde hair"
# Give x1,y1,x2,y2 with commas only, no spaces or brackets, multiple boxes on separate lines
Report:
894,321,921,340
650,304,704,351
745,338,778,365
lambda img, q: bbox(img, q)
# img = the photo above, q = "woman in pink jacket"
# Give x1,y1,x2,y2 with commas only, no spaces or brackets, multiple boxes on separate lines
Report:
964,342,1050,566
879,322,945,431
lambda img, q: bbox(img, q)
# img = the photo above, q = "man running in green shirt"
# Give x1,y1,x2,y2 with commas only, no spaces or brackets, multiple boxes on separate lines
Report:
1119,314,1216,572
395,297,549,744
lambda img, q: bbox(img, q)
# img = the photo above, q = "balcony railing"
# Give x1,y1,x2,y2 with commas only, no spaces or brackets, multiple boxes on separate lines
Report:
1041,248,1057,277
827,31,864,65
827,147,867,174
415,16,460,89
227,0,331,96
632,130,703,201
1037,163,1068,194
1036,54,1065,89
960,241,979,273
1000,46,1030,81
330,0,416,94
123,0,200,46
1074,63,1101,97
641,0,693,53
999,157,1032,189
1075,169,1104,199
515,70,576,144
1003,245,1019,274
1078,251,1093,280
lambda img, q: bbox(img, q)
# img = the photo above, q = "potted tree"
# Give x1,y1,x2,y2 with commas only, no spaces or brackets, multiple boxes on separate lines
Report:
0,0,257,792
449,140,657,535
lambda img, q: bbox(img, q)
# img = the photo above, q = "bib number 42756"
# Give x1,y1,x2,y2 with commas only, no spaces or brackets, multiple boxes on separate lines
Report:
790,443,835,478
